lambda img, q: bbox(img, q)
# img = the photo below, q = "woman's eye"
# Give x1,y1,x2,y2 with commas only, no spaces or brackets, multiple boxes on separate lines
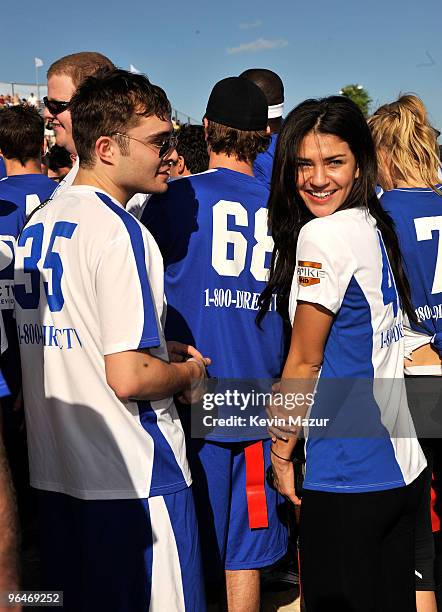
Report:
329,159,343,166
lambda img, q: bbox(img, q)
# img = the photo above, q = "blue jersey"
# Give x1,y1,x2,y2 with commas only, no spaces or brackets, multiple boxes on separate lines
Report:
289,208,425,492
253,133,277,189
381,187,442,347
142,168,285,440
0,174,56,394
0,158,6,180
0,174,56,220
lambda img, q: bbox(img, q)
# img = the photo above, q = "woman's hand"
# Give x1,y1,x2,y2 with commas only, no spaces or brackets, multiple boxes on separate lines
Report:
270,445,301,506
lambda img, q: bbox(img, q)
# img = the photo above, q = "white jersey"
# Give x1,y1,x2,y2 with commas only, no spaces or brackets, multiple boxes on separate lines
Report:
14,185,190,500
289,207,425,492
126,192,151,219
51,158,150,219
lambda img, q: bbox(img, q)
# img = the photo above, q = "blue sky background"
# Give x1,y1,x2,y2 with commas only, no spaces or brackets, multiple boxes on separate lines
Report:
1,0,441,131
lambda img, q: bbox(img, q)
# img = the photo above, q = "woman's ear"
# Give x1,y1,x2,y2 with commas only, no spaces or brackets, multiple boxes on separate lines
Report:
355,166,360,179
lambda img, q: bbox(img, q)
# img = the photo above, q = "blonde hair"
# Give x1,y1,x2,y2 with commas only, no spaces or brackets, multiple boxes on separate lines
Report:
368,94,441,194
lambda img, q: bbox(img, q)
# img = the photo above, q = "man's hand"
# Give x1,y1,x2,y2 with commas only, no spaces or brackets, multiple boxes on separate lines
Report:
167,341,205,364
177,356,210,404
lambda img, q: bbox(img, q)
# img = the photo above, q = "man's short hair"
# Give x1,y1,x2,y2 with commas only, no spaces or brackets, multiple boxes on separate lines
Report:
44,145,73,172
176,125,208,174
239,69,284,106
0,105,44,165
206,121,269,163
47,52,115,88
70,68,171,168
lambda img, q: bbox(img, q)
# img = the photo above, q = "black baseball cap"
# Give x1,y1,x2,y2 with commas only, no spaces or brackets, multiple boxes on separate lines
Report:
205,77,268,131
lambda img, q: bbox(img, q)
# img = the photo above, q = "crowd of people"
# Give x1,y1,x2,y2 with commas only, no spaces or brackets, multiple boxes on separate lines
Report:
0,50,440,612
0,93,41,108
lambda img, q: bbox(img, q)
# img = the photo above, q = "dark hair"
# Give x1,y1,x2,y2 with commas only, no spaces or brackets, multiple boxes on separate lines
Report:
240,69,284,106
176,124,208,174
44,145,73,172
206,120,270,163
70,68,171,168
0,105,44,165
258,95,415,325
47,52,115,88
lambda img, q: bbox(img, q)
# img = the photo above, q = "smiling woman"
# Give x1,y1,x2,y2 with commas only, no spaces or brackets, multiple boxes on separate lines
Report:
258,96,427,612
295,131,359,217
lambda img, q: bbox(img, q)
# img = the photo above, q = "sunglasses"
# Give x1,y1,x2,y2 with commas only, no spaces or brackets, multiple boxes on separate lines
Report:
113,132,178,159
43,96,70,116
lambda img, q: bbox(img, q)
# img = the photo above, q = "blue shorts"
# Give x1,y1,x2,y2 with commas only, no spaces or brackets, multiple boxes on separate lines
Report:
37,486,206,612
187,438,288,585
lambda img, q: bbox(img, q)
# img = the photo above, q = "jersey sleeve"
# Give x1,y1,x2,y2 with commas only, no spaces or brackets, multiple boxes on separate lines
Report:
96,233,161,355
295,219,356,314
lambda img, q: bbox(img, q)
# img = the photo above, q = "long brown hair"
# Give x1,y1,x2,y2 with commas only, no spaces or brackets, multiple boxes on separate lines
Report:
258,96,415,325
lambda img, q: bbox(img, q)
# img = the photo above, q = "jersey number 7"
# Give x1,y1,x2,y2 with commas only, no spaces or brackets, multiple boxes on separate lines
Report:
414,216,442,295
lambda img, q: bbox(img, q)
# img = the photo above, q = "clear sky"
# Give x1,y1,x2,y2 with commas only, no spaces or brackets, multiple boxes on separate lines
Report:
1,0,441,130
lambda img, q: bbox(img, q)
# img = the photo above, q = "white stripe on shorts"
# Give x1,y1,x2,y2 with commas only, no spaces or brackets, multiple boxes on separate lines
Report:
149,495,186,611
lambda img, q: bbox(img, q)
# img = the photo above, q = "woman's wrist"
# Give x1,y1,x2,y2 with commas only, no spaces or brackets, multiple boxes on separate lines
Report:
271,444,293,462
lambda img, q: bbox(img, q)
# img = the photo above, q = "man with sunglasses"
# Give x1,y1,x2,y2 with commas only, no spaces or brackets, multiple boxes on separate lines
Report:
43,51,115,197
15,68,208,611
44,51,156,219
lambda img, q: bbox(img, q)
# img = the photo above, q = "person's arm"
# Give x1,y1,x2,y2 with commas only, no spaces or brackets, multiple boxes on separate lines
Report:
269,219,353,504
0,435,19,606
105,348,208,402
269,302,333,505
96,230,210,403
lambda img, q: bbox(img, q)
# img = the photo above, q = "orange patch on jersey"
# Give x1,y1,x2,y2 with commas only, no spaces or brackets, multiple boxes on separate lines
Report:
298,276,321,286
298,261,322,269
297,261,325,286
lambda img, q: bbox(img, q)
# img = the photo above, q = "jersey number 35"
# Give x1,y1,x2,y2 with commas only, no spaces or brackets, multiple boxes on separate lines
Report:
14,221,77,312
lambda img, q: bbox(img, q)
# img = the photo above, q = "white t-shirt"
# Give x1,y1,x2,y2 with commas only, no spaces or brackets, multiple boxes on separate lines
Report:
51,158,150,219
289,207,426,492
27,95,38,107
14,185,190,500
